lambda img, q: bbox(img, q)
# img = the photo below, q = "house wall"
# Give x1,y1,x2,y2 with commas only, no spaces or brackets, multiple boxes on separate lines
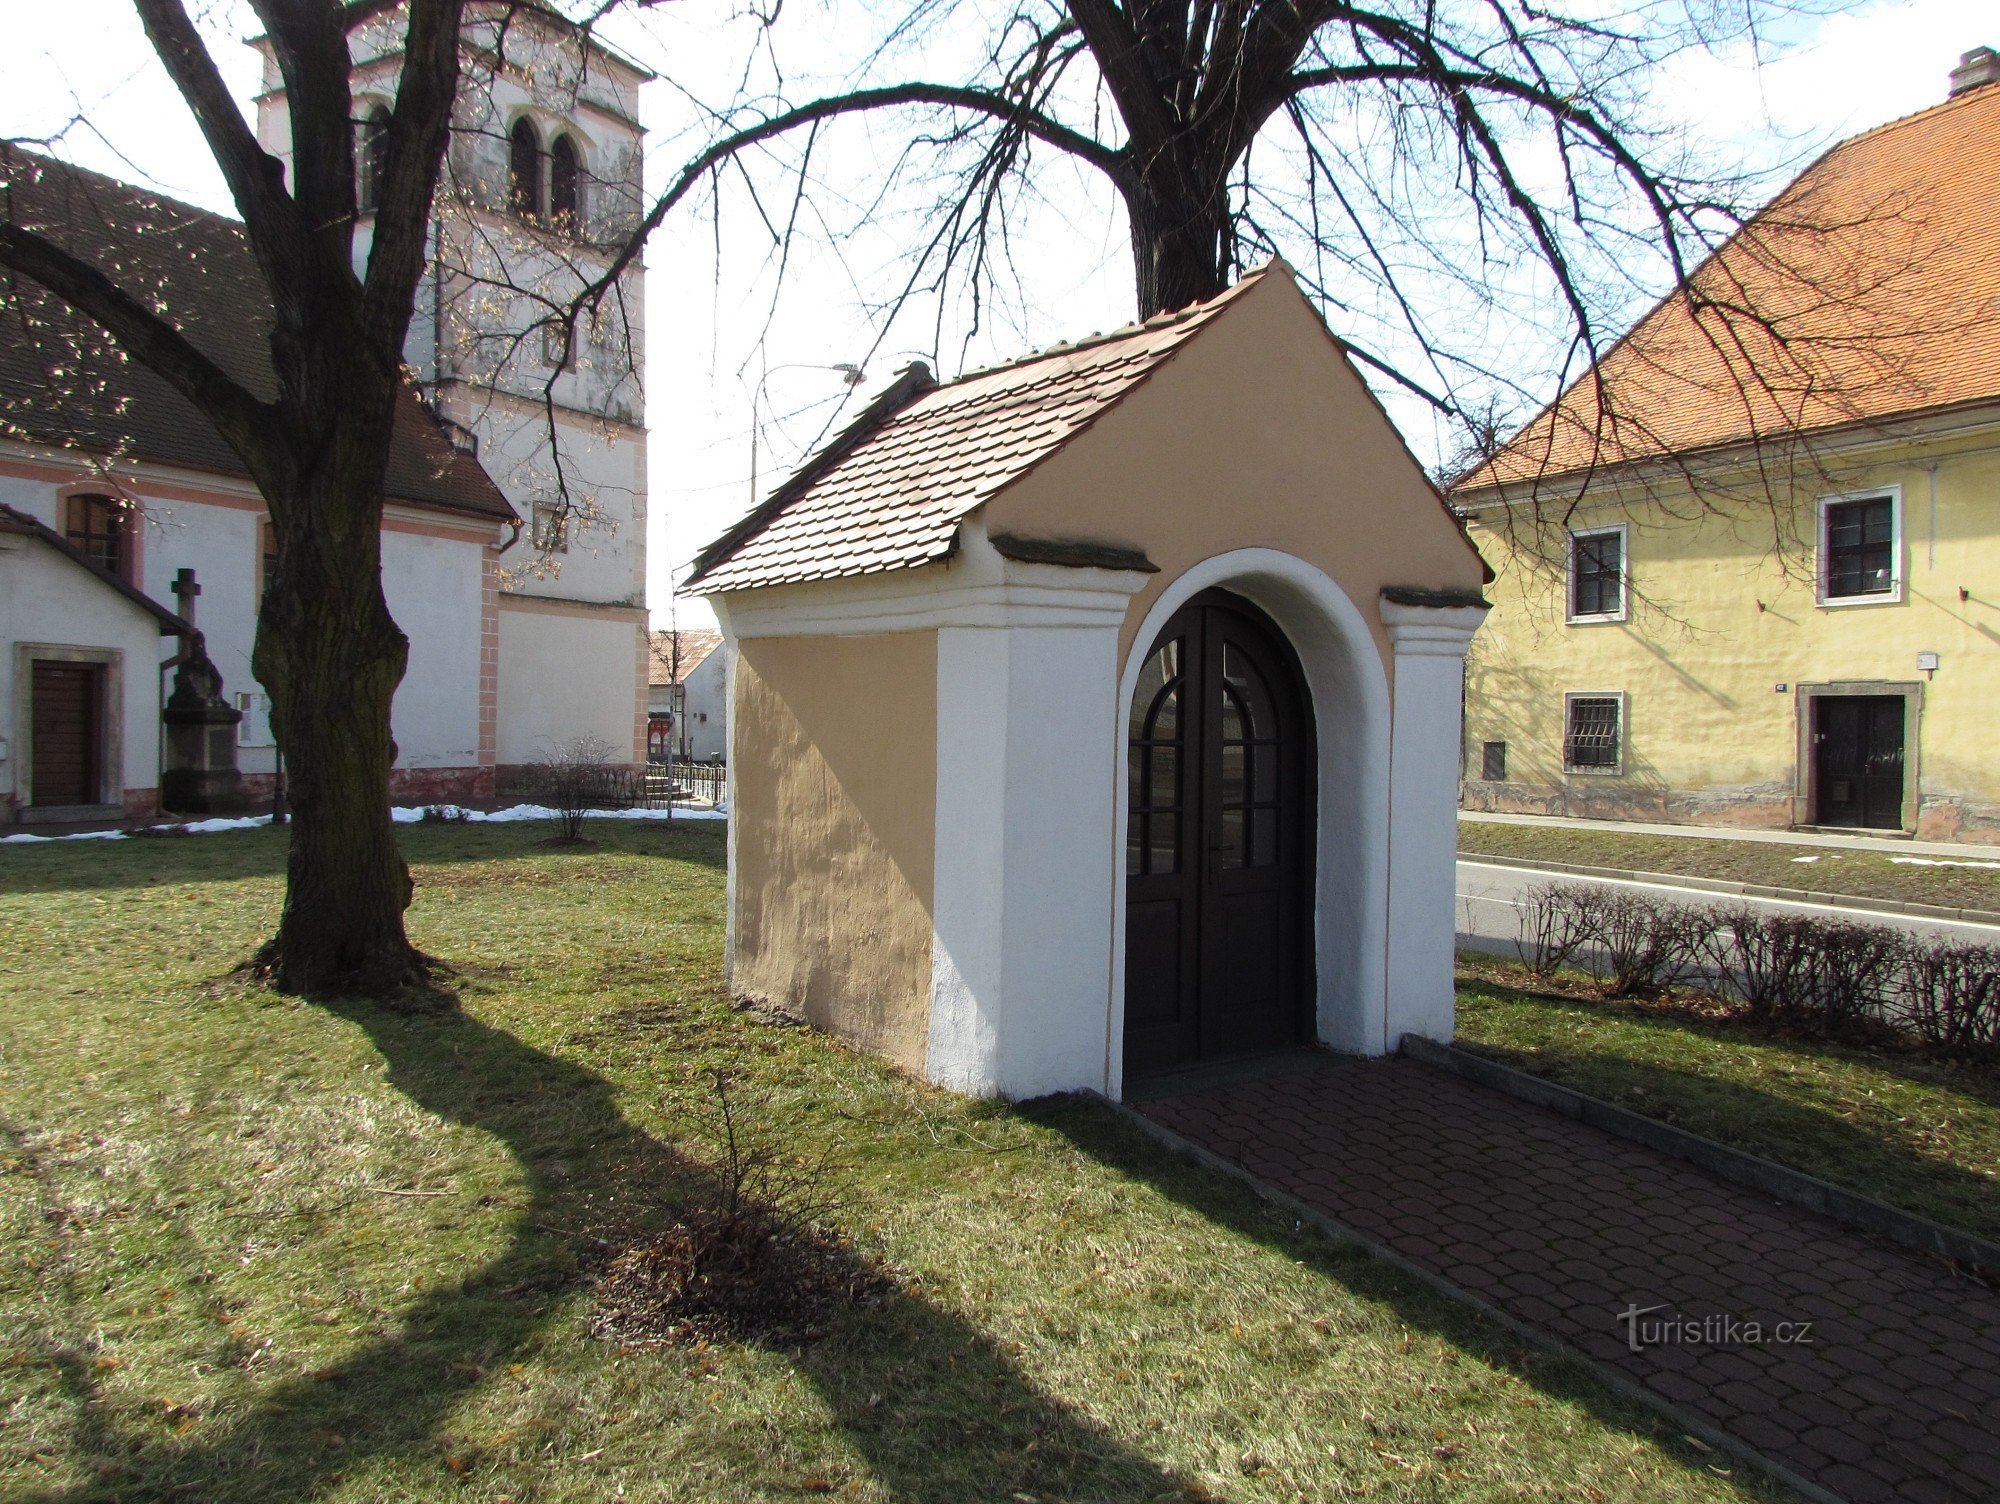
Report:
1461,424,2000,841
0,531,167,818
681,647,728,762
726,630,938,1072
985,269,1487,674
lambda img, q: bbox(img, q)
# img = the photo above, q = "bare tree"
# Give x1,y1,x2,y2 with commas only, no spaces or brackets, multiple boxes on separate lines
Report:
0,0,469,995
598,0,1859,456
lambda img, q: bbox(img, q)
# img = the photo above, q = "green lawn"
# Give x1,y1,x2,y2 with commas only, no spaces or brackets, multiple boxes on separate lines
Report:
0,823,1777,1503
1457,819,2000,913
1455,971,2000,1242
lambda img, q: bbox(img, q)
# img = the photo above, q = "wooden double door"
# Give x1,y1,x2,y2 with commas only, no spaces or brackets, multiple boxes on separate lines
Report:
1812,695,1907,830
1124,590,1315,1077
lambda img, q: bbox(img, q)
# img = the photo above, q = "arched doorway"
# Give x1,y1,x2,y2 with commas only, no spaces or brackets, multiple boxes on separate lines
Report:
1124,588,1317,1076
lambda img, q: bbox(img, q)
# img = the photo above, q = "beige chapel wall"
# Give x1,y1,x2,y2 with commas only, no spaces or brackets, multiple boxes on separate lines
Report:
1461,435,2000,838
728,630,939,1069
986,270,1486,671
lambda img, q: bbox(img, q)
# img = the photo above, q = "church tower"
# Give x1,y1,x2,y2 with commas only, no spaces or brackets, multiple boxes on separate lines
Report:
252,1,651,779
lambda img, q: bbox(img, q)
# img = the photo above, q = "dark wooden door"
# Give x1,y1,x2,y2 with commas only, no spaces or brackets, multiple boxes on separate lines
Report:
1125,591,1314,1076
1813,695,1905,830
31,660,104,807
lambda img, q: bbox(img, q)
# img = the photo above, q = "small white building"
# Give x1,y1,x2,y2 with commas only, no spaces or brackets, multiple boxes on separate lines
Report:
647,628,729,763
691,265,1490,1099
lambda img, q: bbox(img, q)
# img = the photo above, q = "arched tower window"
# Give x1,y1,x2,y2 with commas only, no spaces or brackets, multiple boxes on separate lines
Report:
508,117,542,218
356,104,390,213
549,133,581,230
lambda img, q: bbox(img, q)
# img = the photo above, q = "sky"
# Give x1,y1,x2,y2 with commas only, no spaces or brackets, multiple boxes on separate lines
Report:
1,0,1994,630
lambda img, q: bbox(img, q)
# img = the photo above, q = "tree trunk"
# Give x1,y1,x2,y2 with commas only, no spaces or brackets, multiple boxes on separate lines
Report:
251,462,423,997
1127,182,1232,317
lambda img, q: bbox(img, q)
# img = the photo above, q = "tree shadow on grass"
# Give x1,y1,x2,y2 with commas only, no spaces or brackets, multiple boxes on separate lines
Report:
1461,971,2000,1111
1018,1095,1789,1501
19,988,1198,1504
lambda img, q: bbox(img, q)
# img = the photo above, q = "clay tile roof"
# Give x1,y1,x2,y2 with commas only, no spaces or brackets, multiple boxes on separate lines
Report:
0,146,516,525
1458,77,2000,493
648,626,724,686
685,269,1273,593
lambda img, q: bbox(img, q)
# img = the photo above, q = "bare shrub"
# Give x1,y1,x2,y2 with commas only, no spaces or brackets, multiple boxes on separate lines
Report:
1804,922,1907,1028
1901,945,2000,1052
1515,883,1595,977
1714,908,1820,1017
533,734,617,841
589,1077,892,1348
1592,893,1711,998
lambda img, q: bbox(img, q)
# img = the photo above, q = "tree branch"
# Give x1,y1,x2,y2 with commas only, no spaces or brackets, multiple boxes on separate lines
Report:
132,0,299,268
0,214,272,456
593,82,1126,298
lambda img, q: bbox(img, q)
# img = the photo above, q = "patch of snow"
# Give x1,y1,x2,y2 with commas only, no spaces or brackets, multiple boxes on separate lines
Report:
1890,855,2000,870
397,803,727,824
0,827,129,844
2,803,724,845
1790,855,1820,863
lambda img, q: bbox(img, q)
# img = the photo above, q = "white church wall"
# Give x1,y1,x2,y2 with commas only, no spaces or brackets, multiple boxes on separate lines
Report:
495,604,643,767
382,527,487,769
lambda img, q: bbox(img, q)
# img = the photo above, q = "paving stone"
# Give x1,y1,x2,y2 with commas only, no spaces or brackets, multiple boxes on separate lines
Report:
1137,1055,2000,1503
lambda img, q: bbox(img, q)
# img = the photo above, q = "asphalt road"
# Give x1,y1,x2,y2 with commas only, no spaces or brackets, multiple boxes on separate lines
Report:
1455,858,2000,960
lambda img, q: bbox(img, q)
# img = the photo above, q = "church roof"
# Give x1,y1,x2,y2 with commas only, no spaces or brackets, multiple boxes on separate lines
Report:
0,147,515,525
685,269,1272,594
1458,75,2000,493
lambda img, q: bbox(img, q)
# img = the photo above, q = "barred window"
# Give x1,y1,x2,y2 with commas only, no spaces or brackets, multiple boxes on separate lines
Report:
1569,529,1624,618
1564,696,1622,772
1823,496,1894,599
1481,740,1507,781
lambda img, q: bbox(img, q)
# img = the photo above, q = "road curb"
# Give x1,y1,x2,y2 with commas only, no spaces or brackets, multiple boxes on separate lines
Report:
1401,1036,2000,1281
1100,1093,1844,1504
1459,853,2000,929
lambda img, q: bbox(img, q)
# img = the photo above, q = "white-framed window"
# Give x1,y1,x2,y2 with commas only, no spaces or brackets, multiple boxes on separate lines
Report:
1566,523,1627,623
1563,691,1625,774
1816,486,1902,606
530,502,568,554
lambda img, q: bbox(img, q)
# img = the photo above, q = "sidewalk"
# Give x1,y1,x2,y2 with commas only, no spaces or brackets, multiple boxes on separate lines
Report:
1462,810,2000,862
1134,1053,2000,1504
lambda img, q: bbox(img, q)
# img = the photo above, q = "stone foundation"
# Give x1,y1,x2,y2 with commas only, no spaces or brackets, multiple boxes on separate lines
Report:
232,767,495,812
1463,780,2000,845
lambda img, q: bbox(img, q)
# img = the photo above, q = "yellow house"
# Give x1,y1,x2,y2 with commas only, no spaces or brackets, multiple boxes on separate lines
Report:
1454,50,2000,844
688,264,1487,1098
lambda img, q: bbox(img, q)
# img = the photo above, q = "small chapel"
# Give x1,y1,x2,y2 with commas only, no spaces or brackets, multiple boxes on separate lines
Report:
689,262,1490,1100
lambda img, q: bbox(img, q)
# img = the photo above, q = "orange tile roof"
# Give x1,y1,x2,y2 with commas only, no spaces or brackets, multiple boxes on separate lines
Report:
648,627,723,685
685,269,1271,593
1460,78,2000,492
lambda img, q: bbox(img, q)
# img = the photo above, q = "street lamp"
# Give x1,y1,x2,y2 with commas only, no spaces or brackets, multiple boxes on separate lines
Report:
748,361,866,506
